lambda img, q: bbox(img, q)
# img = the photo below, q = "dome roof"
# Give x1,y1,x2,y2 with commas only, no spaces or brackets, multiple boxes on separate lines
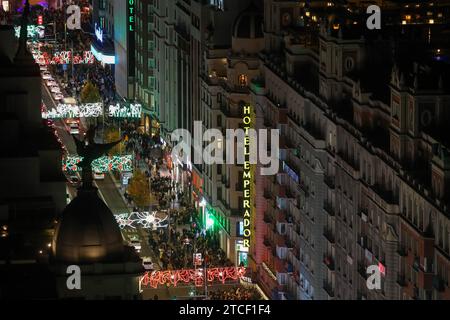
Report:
52,187,125,264
233,3,263,39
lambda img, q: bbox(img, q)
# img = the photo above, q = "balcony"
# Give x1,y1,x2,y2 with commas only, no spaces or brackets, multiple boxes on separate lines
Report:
263,213,272,224
323,227,335,244
323,280,335,298
221,175,230,188
397,245,408,257
336,151,360,179
363,182,400,214
371,184,399,206
264,188,273,200
324,174,335,189
323,254,335,271
433,276,446,292
357,262,368,280
263,236,272,248
284,235,294,249
323,201,335,216
302,122,325,143
397,274,407,287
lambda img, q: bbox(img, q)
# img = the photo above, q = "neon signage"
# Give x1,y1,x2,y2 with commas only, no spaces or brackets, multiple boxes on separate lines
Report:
128,0,135,32
242,104,253,248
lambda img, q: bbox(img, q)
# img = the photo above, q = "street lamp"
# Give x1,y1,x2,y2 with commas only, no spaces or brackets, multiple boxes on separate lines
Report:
200,197,207,232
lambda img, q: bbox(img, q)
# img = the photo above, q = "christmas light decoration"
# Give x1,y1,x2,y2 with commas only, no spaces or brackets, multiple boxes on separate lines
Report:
62,155,133,172
115,211,168,229
42,103,103,119
139,267,246,288
108,103,142,118
14,25,44,38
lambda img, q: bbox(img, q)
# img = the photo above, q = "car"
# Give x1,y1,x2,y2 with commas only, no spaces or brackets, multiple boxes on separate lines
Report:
50,86,61,93
39,66,47,72
142,257,154,271
68,122,79,135
41,71,52,78
93,170,105,180
68,175,81,187
130,239,141,252
53,93,64,101
46,80,57,86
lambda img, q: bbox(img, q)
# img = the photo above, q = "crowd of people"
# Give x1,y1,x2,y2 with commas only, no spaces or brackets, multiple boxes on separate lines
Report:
148,225,233,270
209,287,261,300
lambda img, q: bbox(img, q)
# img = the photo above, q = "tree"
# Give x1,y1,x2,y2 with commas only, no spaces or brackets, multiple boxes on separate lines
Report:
80,80,101,103
127,170,156,209
104,127,125,155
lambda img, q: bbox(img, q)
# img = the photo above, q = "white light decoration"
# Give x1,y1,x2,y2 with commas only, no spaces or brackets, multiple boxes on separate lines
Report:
42,103,103,119
108,103,142,118
14,25,44,38
62,155,133,172
115,211,169,230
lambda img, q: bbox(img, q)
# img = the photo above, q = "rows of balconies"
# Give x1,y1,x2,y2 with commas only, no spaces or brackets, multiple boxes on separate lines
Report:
336,151,360,179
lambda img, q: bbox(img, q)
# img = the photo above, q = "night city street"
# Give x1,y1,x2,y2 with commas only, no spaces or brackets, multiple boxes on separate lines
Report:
1,0,450,312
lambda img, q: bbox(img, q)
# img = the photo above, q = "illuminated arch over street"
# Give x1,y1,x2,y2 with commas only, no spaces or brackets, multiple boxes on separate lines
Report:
115,211,169,230
139,267,247,289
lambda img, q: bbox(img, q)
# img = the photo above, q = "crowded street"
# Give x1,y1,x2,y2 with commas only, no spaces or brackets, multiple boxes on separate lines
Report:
18,0,261,301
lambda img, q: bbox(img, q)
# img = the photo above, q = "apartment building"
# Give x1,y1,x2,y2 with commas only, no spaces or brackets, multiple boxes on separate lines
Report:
249,0,450,300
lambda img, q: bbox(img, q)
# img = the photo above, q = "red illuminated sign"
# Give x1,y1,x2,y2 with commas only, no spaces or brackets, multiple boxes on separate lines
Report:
37,15,43,25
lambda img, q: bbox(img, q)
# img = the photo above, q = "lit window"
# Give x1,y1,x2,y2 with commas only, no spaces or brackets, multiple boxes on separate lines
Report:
238,74,248,87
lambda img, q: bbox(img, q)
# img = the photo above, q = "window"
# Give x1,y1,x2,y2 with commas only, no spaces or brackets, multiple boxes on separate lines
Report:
238,74,248,87
345,57,354,71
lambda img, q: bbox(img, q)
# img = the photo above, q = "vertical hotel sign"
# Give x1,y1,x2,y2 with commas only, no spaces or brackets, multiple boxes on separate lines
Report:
127,0,135,77
242,103,253,248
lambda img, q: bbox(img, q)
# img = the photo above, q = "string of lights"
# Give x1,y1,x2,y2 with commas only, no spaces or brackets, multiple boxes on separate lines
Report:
140,267,247,288
62,155,133,172
42,103,142,119
114,211,168,229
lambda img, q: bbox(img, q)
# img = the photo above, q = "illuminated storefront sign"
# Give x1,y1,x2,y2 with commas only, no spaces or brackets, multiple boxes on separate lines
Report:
127,0,135,77
62,155,133,172
128,0,135,32
242,104,253,248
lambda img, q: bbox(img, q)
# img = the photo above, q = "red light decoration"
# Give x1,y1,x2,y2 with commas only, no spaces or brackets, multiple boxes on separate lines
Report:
140,267,246,288
37,15,43,25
